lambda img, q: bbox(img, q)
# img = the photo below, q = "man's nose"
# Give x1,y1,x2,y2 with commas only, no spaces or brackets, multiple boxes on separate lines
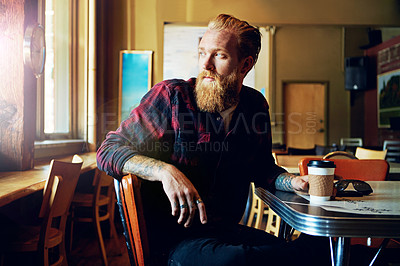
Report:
202,56,215,71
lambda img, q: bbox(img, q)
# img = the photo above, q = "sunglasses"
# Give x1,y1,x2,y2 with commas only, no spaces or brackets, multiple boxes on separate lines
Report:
334,179,373,196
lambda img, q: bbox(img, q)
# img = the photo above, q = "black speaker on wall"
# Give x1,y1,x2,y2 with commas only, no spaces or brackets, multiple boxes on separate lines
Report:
345,56,369,90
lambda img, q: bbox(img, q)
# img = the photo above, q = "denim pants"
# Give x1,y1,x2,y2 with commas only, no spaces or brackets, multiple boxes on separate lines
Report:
168,224,331,266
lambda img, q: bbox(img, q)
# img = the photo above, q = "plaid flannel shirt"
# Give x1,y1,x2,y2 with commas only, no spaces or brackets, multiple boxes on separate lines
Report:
97,78,285,226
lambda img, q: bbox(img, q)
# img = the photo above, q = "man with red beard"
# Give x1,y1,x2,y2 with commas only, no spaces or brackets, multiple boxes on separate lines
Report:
97,14,330,265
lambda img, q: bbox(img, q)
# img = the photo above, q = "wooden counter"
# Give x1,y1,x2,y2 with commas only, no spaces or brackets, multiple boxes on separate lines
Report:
0,152,97,208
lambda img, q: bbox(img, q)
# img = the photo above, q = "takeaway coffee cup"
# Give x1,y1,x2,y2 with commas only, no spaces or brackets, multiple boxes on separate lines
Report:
307,160,336,203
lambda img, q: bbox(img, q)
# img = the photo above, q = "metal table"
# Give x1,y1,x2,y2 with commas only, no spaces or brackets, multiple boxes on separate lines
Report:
255,181,400,266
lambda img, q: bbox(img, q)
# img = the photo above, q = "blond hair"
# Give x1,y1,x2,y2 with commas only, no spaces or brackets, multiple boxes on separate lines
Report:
208,14,261,65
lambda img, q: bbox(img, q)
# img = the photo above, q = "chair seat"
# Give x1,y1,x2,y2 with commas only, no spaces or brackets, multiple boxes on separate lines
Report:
72,192,111,206
8,226,63,252
71,193,112,223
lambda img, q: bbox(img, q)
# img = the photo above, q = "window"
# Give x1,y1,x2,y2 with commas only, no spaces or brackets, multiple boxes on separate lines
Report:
42,0,70,136
35,0,96,158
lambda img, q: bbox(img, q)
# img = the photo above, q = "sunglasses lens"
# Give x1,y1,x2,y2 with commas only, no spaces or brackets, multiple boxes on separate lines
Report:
335,180,373,195
335,181,349,191
353,181,373,195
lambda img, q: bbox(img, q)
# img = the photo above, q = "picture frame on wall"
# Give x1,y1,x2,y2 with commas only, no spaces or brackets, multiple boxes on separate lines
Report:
377,68,400,128
119,50,153,123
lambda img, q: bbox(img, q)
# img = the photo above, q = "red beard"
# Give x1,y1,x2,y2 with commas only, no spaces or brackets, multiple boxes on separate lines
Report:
195,69,240,113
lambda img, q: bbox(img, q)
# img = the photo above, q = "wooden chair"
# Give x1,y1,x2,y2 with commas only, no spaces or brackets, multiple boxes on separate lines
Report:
246,153,299,238
323,151,358,159
355,147,387,159
1,155,83,266
69,168,121,266
265,209,282,237
246,182,269,229
383,140,400,162
243,183,286,238
114,174,150,266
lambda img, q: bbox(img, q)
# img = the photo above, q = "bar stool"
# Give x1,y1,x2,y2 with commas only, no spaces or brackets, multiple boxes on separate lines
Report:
69,168,120,266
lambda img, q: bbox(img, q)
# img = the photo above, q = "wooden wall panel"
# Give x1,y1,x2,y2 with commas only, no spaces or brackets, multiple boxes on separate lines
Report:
0,0,36,170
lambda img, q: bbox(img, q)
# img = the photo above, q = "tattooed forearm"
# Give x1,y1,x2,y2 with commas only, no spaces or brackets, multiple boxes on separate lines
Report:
275,173,295,192
122,155,166,181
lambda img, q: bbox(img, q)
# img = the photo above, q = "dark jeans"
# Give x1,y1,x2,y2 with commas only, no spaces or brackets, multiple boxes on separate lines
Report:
168,224,331,266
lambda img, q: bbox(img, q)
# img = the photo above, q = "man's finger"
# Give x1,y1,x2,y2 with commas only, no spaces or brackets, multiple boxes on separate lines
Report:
177,200,189,224
172,200,179,216
195,197,207,224
184,199,197,228
167,194,180,217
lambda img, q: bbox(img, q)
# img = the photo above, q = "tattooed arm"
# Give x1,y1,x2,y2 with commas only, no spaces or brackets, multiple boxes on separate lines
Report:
275,172,309,192
122,155,207,227
122,155,167,182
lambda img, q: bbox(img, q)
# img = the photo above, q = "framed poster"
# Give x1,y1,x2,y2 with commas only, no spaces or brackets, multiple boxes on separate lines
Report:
119,50,153,123
377,69,400,128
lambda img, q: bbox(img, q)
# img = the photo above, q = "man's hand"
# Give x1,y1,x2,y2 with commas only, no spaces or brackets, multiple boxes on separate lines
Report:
160,164,207,227
275,172,308,192
291,175,309,192
276,173,342,194
123,155,207,228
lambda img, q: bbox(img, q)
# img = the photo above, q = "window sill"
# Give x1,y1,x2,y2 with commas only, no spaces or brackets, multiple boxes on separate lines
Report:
34,139,87,159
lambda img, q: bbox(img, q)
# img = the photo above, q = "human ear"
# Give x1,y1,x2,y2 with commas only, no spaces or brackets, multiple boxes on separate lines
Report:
240,56,254,75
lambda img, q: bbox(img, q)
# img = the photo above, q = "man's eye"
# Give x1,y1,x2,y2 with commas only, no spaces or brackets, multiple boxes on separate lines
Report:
199,51,205,57
216,53,226,58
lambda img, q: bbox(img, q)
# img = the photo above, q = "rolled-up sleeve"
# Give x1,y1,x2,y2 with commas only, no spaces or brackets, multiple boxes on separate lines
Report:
97,82,172,180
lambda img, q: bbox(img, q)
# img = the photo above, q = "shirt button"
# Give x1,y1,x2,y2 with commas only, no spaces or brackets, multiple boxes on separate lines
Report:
217,117,221,121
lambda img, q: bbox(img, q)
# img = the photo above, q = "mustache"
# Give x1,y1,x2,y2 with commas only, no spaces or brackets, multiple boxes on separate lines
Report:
198,70,221,80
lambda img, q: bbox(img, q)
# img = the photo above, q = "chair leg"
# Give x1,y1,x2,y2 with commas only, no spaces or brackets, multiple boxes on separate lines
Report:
94,206,108,266
42,247,49,266
69,206,75,252
109,209,122,255
246,208,256,227
254,200,265,229
59,235,68,266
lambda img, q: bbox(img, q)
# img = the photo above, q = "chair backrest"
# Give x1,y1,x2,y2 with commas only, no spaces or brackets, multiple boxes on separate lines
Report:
383,140,400,162
323,151,357,159
39,155,83,250
299,158,389,181
115,174,149,266
355,147,387,159
40,155,83,218
340,137,363,147
92,168,115,206
272,152,278,164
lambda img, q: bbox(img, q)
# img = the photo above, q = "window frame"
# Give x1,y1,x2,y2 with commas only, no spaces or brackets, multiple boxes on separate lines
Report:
34,0,95,158
36,0,74,140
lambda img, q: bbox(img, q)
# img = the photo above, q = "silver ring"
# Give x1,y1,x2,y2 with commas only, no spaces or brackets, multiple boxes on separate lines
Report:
180,203,188,209
195,199,203,204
